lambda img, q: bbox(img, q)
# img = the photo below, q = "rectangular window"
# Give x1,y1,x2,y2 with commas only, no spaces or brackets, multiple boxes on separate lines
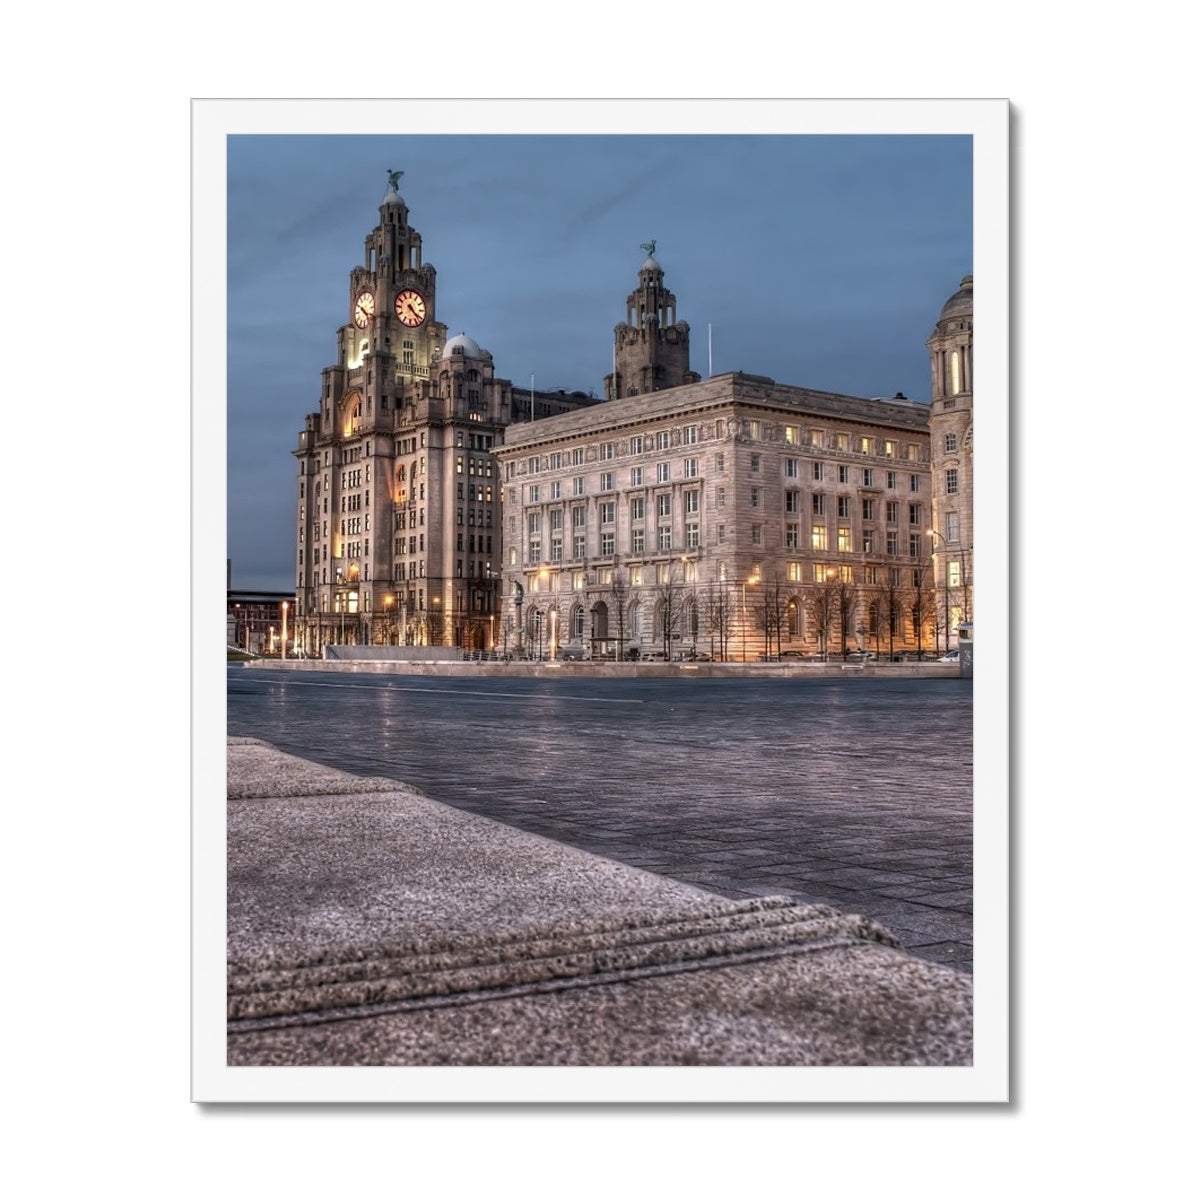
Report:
887,470,897,490
812,493,825,516
601,531,615,555
862,498,875,521
550,539,563,562
786,523,799,548
949,560,962,588
859,436,873,454
682,425,698,445
549,481,561,500
600,501,615,524
573,477,585,496
717,486,725,506
717,524,726,543
657,462,670,483
573,534,586,558
657,494,672,518
838,465,849,484
572,506,586,528
784,458,799,478
528,512,541,534
785,490,801,514
715,452,725,472
528,457,540,474
811,461,823,481
630,435,644,454
862,532,875,553
750,487,761,508
862,469,873,487
658,527,673,551
808,428,823,447
631,529,645,553
683,457,698,478
748,421,761,439
944,433,957,453
685,490,700,514
784,425,798,445
910,474,920,492
909,503,922,525
751,525,762,546
600,471,613,491
630,497,645,521
946,511,960,541
884,440,896,458
886,532,899,556
750,453,761,472
572,448,584,466
600,441,614,460
946,468,959,495
550,509,563,531
529,540,541,563
549,452,563,470
630,466,643,486
686,523,699,549
909,534,922,558
837,495,850,519
886,501,899,523
529,484,540,503
812,526,827,551
656,431,670,450
838,527,852,552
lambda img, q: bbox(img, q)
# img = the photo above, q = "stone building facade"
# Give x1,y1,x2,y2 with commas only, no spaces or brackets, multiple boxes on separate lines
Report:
291,177,600,654
927,275,974,650
496,369,938,662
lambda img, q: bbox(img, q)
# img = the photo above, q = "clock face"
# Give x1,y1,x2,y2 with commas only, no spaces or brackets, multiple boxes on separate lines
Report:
353,292,375,328
395,289,427,327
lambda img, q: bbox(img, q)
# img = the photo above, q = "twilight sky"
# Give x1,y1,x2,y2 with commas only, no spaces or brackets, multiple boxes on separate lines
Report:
226,133,972,592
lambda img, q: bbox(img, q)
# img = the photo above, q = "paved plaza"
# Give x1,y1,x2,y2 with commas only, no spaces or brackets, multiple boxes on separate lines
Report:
227,667,973,973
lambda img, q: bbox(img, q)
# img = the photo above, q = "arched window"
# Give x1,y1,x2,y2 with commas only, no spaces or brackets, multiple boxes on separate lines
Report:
950,350,961,395
572,604,585,640
629,601,642,638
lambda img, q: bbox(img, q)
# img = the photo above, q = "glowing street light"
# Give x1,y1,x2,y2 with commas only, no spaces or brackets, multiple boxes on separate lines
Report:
740,574,759,662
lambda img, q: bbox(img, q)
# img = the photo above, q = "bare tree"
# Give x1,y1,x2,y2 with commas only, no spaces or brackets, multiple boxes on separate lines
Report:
909,564,937,660
754,576,790,660
654,564,686,659
611,565,629,661
830,576,857,660
806,579,838,662
701,581,734,660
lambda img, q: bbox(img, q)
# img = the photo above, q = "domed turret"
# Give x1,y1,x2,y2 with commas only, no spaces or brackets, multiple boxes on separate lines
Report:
441,332,483,360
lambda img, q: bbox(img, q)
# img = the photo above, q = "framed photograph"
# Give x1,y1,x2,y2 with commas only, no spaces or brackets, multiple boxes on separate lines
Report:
194,98,1008,1103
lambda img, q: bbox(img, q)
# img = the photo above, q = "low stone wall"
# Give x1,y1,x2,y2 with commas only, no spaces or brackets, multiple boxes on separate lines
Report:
242,658,963,680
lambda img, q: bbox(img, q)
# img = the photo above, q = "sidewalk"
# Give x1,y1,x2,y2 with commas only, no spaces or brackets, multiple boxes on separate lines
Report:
226,737,973,1068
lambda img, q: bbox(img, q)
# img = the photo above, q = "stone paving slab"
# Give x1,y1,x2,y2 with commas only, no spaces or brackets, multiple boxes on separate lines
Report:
226,737,973,1067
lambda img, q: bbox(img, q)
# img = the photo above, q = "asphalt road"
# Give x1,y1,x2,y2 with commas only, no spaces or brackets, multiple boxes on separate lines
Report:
227,667,974,971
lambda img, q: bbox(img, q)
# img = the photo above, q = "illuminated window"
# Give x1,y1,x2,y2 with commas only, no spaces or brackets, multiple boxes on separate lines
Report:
838,527,852,552
812,526,827,551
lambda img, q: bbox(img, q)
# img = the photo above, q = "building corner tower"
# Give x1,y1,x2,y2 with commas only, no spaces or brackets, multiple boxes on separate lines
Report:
927,275,974,645
605,243,701,400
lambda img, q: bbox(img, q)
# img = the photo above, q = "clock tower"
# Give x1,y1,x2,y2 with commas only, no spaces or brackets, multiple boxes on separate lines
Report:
605,243,700,399
293,172,516,654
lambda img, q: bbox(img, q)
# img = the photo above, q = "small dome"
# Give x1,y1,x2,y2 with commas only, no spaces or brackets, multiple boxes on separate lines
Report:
939,274,973,321
442,332,483,359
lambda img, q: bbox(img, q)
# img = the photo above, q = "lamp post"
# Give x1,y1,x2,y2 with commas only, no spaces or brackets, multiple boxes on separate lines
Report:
383,593,394,646
740,574,759,662
927,529,950,655
281,601,288,661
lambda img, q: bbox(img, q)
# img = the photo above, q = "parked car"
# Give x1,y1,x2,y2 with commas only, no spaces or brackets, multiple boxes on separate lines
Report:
938,649,960,663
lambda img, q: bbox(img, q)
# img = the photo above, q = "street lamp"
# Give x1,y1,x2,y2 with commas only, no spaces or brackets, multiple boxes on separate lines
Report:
281,601,288,661
383,593,394,646
740,574,759,662
927,529,950,655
